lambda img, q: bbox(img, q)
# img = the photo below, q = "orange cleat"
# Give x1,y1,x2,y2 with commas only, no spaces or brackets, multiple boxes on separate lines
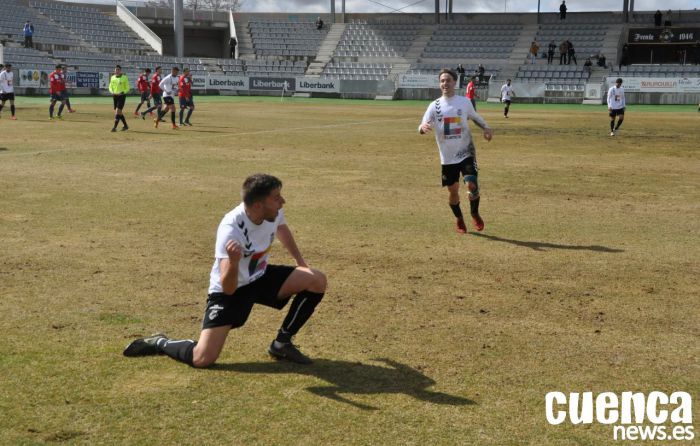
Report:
456,218,467,234
471,214,485,232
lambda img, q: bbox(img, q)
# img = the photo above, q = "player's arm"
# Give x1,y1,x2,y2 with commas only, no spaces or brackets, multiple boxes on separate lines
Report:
219,239,242,295
469,111,493,141
418,105,434,134
276,224,308,268
606,88,613,110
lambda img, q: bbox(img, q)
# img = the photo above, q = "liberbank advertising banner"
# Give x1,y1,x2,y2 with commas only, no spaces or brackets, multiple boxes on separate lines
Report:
249,77,295,91
295,77,340,93
607,76,700,92
206,75,247,90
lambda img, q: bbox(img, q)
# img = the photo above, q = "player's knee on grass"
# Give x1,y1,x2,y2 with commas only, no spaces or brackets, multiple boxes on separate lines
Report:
192,348,218,368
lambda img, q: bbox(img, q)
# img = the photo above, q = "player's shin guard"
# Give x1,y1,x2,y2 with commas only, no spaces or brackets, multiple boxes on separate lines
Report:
58,103,65,116
157,338,197,366
120,115,127,126
450,202,464,219
10,105,15,116
279,291,324,336
186,108,193,123
610,120,615,132
615,119,623,130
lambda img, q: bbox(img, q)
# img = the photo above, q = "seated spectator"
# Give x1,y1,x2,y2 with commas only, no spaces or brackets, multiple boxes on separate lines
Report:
597,54,607,68
476,64,485,81
316,17,324,30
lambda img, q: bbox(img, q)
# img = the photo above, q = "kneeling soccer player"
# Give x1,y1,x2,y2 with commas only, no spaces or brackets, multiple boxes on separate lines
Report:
124,174,327,366
419,68,493,234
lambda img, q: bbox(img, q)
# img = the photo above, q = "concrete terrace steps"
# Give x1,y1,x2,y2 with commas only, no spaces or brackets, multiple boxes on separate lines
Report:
306,23,345,76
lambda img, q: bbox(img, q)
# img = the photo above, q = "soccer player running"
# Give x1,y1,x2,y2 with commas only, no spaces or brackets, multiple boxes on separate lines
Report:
0,63,17,120
48,64,68,120
607,77,626,136
178,67,195,126
141,66,162,119
419,69,493,234
465,75,478,110
156,66,179,130
108,65,130,132
501,79,515,118
134,68,151,117
123,174,327,366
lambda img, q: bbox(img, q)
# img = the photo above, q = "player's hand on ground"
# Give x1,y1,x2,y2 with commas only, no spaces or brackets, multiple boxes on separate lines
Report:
483,128,493,141
225,239,243,262
420,122,433,134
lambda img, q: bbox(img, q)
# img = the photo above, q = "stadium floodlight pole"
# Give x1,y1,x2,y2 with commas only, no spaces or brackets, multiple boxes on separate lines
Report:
435,0,439,24
342,0,345,24
537,0,541,24
622,0,629,23
174,0,184,57
330,0,335,23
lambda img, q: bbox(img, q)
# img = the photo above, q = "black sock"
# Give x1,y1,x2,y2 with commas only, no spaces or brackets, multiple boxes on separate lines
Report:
470,197,480,216
66,99,72,109
179,109,184,124
615,120,622,130
120,115,127,126
58,103,64,116
114,115,120,128
10,105,15,116
449,202,463,219
171,111,176,124
186,108,193,123
135,103,142,113
147,101,151,108
157,108,165,119
157,338,197,366
49,104,55,117
279,291,324,337
610,120,615,131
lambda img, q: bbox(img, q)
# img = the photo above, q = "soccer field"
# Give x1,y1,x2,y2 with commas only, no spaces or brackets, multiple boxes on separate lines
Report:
1,96,698,445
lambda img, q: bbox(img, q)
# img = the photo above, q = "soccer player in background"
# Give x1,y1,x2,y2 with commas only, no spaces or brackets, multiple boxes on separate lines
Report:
60,66,76,113
156,66,179,130
501,79,515,118
134,68,151,117
465,75,478,110
123,174,327,367
141,66,162,119
607,78,626,136
48,64,68,120
178,67,195,126
108,65,130,132
0,63,17,120
419,69,493,234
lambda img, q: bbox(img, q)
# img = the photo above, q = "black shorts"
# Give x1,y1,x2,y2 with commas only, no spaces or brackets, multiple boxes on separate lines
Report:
442,156,478,187
163,96,175,105
503,99,512,105
0,92,15,101
202,264,296,329
152,93,162,106
50,91,66,102
140,91,150,102
609,107,625,117
113,94,126,110
179,96,194,108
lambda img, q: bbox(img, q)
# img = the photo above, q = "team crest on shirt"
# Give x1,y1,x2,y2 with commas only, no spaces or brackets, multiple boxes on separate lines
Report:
443,116,462,139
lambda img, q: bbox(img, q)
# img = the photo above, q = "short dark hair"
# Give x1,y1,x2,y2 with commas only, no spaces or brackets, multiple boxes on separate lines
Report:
172,66,179,71
115,64,122,69
438,68,457,81
616,78,623,83
55,64,62,69
145,68,151,73
155,66,162,71
242,174,282,206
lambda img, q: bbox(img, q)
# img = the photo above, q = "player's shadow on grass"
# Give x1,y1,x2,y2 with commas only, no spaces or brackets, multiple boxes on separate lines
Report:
0,147,7,152
214,358,475,411
472,233,624,253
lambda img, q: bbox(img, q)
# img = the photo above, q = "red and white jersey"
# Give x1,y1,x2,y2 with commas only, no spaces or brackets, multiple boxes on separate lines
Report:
178,74,192,98
137,74,150,93
465,81,476,100
49,70,66,93
150,73,162,94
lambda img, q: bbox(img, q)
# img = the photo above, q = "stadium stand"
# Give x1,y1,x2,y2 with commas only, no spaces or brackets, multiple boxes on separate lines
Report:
333,21,422,58
421,23,521,61
0,0,83,49
248,20,328,58
244,59,307,77
321,61,391,81
2,46,57,71
516,64,590,83
406,62,500,80
612,64,700,77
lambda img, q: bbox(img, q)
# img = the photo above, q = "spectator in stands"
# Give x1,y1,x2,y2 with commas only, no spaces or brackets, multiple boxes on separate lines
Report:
567,40,577,65
109,65,130,132
419,68,492,234
597,53,607,68
316,17,324,30
654,10,662,27
0,63,17,120
529,41,539,64
456,63,466,88
48,64,68,120
22,21,34,49
547,40,556,64
475,64,485,81
559,40,568,65
619,44,629,70
229,36,237,59
583,58,592,74
178,67,194,126
559,1,567,20
134,68,152,117
465,76,478,110
142,66,163,119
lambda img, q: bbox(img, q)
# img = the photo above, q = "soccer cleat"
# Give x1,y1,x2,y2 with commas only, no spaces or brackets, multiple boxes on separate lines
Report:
456,218,467,234
183,122,192,126
111,128,117,132
471,214,485,232
172,124,178,130
123,333,168,357
610,131,615,136
133,112,140,117
68,109,76,113
11,116,17,120
140,112,146,120
268,340,312,364
154,118,159,128
56,115,63,120
121,126,129,131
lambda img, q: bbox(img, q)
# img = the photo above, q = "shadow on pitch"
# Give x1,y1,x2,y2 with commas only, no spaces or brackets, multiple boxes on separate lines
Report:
0,147,7,152
471,232,624,253
214,358,475,411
